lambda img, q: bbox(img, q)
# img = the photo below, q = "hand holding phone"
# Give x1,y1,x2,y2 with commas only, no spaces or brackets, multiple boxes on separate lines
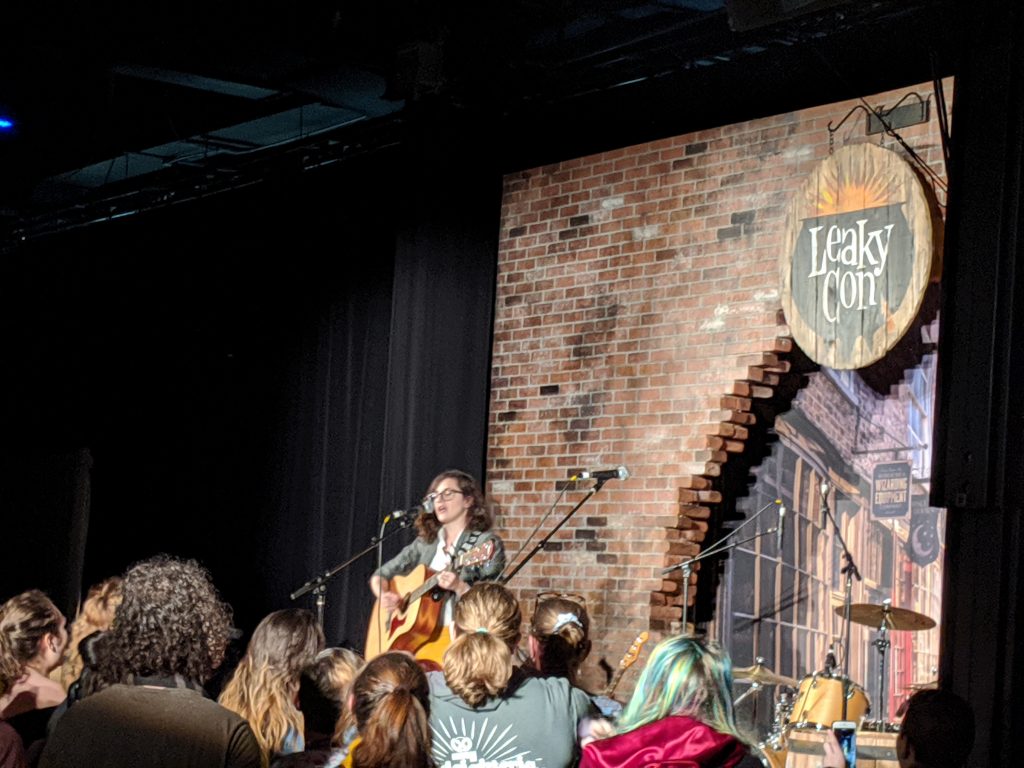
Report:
831,721,857,768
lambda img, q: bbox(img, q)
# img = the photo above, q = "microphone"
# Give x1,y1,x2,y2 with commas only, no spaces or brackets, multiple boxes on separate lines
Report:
776,504,786,552
579,466,630,481
825,643,837,675
384,495,434,524
820,480,830,527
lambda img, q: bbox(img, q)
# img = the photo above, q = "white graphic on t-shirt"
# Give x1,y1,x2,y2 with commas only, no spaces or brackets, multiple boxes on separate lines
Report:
431,715,540,768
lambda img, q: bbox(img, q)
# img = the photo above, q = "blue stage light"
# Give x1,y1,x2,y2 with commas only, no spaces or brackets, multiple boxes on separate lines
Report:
0,117,13,131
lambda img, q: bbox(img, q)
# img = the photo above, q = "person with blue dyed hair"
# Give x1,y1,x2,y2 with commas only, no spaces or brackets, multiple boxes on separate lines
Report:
580,635,763,768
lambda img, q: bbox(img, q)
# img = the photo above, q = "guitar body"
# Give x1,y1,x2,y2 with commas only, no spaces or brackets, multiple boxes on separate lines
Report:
364,540,495,664
364,565,451,662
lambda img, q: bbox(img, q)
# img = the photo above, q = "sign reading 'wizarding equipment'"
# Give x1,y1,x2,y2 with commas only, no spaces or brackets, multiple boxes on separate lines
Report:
780,143,934,369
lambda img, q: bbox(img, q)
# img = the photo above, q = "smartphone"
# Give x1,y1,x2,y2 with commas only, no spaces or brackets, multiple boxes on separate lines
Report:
832,721,857,768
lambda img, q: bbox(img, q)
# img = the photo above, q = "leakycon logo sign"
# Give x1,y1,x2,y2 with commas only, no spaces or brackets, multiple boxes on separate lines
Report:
781,143,933,369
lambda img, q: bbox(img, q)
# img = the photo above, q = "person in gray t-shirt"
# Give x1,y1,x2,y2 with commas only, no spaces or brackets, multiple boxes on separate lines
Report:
427,583,597,768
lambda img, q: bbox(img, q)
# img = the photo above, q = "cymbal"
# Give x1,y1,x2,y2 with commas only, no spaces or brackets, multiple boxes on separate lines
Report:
733,661,799,687
835,603,936,631
905,680,938,691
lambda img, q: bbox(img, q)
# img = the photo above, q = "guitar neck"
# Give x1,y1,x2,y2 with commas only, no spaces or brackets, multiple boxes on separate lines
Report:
603,631,648,698
407,571,444,604
604,667,626,698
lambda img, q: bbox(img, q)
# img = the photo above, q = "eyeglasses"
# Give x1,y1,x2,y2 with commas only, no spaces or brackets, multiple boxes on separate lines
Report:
423,488,465,504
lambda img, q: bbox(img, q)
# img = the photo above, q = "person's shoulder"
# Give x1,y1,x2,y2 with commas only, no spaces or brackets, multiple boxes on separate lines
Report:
427,670,455,698
513,670,591,709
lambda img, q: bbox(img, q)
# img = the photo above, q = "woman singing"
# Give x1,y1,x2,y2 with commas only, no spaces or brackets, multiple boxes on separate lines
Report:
367,469,505,661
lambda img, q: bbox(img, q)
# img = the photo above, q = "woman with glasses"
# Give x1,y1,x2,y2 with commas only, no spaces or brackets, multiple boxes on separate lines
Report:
366,470,505,661
579,635,762,768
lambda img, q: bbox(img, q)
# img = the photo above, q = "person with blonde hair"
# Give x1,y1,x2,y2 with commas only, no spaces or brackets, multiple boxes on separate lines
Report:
342,652,431,768
0,590,68,759
220,609,325,765
55,576,122,689
580,635,761,768
428,582,597,768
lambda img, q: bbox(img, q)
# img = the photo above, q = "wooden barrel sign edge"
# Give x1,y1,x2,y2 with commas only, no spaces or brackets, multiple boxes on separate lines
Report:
779,143,934,370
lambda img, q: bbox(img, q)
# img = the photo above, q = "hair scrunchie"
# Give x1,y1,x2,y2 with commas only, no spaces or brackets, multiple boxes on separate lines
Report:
551,612,583,634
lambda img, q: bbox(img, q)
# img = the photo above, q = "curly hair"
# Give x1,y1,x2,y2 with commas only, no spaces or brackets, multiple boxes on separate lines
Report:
218,608,325,763
415,469,491,543
94,555,232,688
530,596,591,686
443,582,521,707
0,590,62,695
351,652,431,768
58,576,123,687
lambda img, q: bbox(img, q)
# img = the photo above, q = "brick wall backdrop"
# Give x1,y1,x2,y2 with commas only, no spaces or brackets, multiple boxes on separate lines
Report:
487,81,951,695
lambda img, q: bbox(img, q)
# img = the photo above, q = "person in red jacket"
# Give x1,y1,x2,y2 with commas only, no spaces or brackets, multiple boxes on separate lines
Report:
580,635,762,768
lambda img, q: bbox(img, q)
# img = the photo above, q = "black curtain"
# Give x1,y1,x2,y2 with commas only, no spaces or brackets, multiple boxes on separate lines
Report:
0,128,500,648
934,2,1024,764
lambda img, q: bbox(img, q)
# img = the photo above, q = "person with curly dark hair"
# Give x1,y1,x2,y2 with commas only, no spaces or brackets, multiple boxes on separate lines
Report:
39,555,261,768
367,470,505,661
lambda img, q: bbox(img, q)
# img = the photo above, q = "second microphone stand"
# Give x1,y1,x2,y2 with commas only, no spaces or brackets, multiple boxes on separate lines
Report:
501,479,606,584
820,482,862,722
663,499,783,633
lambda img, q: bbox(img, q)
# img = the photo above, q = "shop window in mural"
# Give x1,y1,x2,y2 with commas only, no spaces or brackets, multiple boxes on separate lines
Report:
718,345,944,741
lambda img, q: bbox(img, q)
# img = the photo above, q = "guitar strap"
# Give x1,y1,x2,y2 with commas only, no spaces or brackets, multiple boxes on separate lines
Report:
457,530,482,561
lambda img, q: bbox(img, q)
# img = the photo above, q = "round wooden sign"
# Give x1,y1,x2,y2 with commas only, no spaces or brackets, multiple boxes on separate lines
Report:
780,143,933,369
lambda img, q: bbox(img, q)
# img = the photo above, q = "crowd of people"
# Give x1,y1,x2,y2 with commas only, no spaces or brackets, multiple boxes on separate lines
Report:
0,470,975,768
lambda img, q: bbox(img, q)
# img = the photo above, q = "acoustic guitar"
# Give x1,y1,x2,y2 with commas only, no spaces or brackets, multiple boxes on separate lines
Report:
364,540,496,665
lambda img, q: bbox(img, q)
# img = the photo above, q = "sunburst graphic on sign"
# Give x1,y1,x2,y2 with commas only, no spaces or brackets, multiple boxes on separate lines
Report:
808,158,896,215
431,715,541,768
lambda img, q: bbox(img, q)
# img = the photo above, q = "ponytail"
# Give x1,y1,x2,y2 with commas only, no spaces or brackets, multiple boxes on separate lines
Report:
529,596,591,684
442,582,521,708
443,631,514,707
352,654,431,768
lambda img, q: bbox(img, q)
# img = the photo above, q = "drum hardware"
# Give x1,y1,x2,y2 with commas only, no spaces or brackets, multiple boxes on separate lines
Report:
835,600,935,729
754,687,795,768
733,657,800,688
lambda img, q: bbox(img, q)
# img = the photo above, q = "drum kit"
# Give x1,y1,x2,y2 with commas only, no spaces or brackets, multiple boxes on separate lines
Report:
739,601,936,768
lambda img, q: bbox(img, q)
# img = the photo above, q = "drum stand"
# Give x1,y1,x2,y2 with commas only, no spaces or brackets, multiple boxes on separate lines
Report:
868,600,896,731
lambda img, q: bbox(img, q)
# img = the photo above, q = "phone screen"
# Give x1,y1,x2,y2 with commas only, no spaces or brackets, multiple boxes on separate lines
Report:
832,723,857,768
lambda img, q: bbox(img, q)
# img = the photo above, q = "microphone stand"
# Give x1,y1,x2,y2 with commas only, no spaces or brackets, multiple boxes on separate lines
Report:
663,499,782,633
290,513,417,629
500,479,606,584
820,483,861,721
